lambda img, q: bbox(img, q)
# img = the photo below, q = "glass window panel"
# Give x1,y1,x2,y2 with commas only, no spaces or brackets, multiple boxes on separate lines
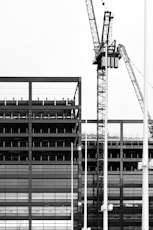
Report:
55,207,71,216
0,220,29,229
109,213,120,220
0,207,28,216
0,193,29,202
31,192,78,202
31,206,71,217
123,187,142,197
123,227,140,230
55,193,67,199
149,187,153,197
32,207,43,216
5,207,17,216
17,207,28,216
67,193,78,199
123,213,141,220
32,179,78,188
123,200,142,207
0,179,28,188
18,193,28,201
0,165,29,174
44,193,54,198
32,193,43,201
6,193,17,201
43,193,55,201
82,188,97,196
108,187,120,196
32,165,78,174
110,200,120,207
109,228,121,230
123,174,142,184
0,193,5,200
43,207,55,215
0,207,5,215
32,220,71,230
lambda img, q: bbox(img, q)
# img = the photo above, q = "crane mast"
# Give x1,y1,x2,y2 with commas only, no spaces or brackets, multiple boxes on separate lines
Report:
85,1,106,226
85,1,120,229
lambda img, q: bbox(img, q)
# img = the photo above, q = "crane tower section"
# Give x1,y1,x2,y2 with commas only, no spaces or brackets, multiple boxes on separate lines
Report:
95,13,120,229
85,1,120,228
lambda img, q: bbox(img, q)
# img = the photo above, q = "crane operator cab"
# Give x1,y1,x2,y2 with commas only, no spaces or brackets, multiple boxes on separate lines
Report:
93,40,121,69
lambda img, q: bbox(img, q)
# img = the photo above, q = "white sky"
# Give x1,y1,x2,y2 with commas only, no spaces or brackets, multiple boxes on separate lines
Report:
0,0,152,123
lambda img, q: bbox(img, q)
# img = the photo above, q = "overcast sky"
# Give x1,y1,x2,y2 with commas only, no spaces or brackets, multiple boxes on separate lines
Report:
0,0,152,124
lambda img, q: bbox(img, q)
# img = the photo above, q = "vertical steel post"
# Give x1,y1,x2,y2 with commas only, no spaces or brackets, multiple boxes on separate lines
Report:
84,119,88,230
120,122,124,230
78,78,82,229
28,81,32,230
71,142,74,230
142,0,149,229
103,44,108,230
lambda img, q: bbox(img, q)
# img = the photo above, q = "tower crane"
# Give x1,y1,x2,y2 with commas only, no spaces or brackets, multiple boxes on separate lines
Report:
85,1,120,229
85,1,153,229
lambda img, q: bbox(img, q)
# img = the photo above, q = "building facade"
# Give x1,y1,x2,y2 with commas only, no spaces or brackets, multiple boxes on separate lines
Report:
0,77,153,230
0,77,82,230
82,120,153,230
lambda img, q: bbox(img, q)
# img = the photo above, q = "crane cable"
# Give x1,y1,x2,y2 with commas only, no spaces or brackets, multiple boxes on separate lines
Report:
130,59,153,90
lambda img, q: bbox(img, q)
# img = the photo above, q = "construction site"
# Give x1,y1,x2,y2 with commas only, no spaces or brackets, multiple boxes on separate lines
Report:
0,0,152,230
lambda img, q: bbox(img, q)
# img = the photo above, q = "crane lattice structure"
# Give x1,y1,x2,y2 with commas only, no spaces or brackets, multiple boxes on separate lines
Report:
85,1,120,229
85,0,100,54
85,1,153,230
118,44,153,134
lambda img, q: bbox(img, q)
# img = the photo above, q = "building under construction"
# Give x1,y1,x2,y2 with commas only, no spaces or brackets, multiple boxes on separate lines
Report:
84,120,153,230
0,77,82,230
0,77,153,230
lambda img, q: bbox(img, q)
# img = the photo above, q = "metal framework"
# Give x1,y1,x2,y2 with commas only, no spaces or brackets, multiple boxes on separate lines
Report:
81,119,153,230
101,11,113,46
118,45,147,117
97,67,106,227
0,76,80,82
85,0,100,54
118,44,153,134
0,77,82,230
85,0,120,228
